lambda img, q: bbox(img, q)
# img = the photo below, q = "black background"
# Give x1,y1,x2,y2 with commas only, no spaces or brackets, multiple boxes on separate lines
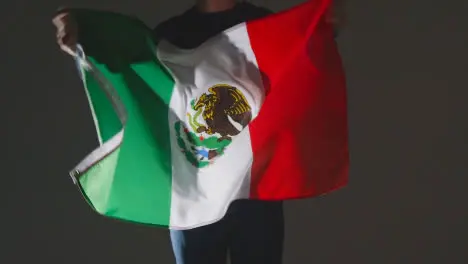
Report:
3,0,467,263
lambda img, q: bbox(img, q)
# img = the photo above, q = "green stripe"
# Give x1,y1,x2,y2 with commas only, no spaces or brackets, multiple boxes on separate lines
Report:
73,10,176,227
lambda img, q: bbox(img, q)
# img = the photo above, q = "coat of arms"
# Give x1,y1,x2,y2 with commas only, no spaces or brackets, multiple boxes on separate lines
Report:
174,84,253,168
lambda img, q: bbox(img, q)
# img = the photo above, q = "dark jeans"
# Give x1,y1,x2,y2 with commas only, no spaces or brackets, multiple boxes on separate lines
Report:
170,199,285,264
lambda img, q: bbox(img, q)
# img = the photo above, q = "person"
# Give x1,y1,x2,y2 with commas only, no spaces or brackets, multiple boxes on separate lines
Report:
53,1,343,263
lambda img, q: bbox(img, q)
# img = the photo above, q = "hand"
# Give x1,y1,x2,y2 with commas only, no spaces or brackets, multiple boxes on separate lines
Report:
326,0,345,34
52,11,78,56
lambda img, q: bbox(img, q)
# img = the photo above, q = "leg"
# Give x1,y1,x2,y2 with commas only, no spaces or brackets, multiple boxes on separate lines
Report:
170,219,229,264
228,199,285,264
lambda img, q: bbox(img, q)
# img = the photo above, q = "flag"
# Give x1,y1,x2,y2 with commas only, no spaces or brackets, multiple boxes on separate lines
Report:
67,0,348,230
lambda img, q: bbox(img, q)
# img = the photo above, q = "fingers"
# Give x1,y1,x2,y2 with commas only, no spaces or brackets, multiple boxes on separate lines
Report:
329,0,346,26
52,12,67,27
52,11,78,56
60,45,78,57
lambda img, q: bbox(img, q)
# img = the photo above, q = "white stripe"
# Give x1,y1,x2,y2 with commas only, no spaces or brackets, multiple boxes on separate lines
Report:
75,46,103,145
70,130,123,177
157,23,265,229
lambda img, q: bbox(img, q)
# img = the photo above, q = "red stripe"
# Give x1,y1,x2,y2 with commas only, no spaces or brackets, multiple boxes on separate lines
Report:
247,0,349,200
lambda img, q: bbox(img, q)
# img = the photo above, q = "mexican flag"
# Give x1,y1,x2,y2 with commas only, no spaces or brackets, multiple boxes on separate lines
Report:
67,0,348,230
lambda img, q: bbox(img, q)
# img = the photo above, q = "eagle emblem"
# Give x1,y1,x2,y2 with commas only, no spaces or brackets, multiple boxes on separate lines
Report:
174,84,253,168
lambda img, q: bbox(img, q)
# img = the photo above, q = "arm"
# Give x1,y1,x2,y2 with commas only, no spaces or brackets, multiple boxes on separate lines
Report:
53,8,155,72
